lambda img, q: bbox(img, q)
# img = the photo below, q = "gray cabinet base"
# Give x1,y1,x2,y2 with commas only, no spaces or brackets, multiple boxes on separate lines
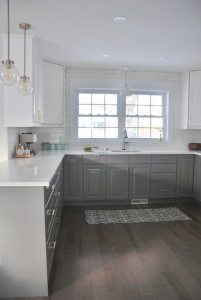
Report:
64,197,194,206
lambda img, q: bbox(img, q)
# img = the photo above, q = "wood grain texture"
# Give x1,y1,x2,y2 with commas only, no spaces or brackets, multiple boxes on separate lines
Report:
8,203,201,300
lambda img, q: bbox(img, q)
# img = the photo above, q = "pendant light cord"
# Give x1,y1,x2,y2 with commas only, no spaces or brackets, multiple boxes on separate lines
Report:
24,26,26,76
7,0,10,60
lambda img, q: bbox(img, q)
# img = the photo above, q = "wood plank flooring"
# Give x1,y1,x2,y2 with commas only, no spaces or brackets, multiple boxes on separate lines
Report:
7,203,201,300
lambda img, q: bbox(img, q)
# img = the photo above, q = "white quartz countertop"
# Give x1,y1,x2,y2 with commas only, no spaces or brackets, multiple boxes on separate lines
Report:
0,149,200,187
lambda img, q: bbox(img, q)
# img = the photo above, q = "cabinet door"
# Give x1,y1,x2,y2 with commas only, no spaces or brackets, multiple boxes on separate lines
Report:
33,42,44,123
64,156,82,201
84,165,106,200
193,156,201,201
43,61,64,125
130,164,151,199
107,165,129,200
3,36,34,127
176,155,194,197
188,71,201,128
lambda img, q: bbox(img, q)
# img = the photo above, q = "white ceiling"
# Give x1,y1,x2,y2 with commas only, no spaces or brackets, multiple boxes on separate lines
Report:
1,0,201,71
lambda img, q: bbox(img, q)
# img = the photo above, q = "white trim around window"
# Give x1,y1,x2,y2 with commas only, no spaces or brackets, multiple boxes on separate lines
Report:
71,88,170,144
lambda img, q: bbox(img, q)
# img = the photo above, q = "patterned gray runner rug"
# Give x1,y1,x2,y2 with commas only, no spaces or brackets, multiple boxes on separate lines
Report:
85,207,191,224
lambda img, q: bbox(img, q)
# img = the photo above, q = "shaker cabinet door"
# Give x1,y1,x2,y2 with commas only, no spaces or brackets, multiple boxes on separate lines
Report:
130,164,151,199
176,155,194,197
83,165,106,200
107,165,129,200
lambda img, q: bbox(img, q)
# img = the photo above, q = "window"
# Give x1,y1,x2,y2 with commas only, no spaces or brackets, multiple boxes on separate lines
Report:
77,90,168,140
125,92,166,139
78,92,118,138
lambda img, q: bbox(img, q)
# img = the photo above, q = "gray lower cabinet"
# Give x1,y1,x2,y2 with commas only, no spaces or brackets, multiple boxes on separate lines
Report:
64,155,82,201
193,155,201,201
83,164,106,200
130,164,151,199
107,164,129,200
176,155,194,197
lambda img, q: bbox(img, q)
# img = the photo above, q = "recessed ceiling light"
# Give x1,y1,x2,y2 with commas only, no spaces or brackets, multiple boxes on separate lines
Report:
113,16,127,23
101,54,110,58
160,57,168,61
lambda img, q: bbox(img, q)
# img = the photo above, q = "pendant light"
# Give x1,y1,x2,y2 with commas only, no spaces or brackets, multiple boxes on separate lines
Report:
0,0,19,86
17,23,33,95
120,66,132,97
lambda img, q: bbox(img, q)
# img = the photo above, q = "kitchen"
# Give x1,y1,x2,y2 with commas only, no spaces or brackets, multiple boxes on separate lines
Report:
1,0,201,299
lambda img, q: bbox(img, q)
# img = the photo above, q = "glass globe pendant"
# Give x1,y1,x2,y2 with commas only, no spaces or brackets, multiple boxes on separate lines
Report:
17,23,33,96
17,75,33,96
0,0,19,86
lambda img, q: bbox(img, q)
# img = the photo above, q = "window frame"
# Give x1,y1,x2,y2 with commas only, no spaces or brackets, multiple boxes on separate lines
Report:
124,90,169,141
75,88,169,143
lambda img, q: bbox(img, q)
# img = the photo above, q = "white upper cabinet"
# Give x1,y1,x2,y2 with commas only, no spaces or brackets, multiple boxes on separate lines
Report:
2,35,65,127
181,70,201,129
43,61,64,125
3,35,35,127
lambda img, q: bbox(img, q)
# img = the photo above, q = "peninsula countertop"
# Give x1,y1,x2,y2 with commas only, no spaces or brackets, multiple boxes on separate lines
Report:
0,149,199,187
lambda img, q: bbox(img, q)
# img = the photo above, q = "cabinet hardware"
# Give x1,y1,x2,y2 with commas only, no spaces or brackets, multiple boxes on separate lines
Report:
48,241,56,249
52,184,55,191
54,191,60,197
90,170,100,174
46,209,55,216
160,189,169,192
57,172,60,176
56,218,61,223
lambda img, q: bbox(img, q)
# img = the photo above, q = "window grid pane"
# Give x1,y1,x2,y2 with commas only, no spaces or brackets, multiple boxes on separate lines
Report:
78,92,118,138
126,93,164,139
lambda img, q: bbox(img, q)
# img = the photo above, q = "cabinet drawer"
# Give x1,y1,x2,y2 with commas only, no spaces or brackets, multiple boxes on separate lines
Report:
152,164,177,173
46,198,62,278
46,217,60,278
83,155,106,164
152,155,177,164
45,189,61,236
151,182,176,198
151,172,176,182
44,164,63,204
107,155,129,164
45,173,62,207
130,155,151,164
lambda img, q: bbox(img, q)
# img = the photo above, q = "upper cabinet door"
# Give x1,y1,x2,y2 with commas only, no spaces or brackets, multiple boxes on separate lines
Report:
188,71,201,128
43,61,64,125
3,36,34,127
181,70,201,129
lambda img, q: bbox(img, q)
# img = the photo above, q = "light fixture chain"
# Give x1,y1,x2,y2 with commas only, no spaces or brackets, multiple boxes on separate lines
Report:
7,0,10,60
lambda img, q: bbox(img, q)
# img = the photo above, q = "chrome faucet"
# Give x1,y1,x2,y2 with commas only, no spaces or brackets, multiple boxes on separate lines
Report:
122,129,129,150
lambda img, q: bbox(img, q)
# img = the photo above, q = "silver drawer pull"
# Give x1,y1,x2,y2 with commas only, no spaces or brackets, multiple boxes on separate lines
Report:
57,171,61,176
48,241,56,249
160,189,169,192
52,184,55,191
54,191,60,197
46,209,55,216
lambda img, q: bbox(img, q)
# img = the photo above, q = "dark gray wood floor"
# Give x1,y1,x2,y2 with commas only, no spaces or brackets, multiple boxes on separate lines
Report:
9,203,201,300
